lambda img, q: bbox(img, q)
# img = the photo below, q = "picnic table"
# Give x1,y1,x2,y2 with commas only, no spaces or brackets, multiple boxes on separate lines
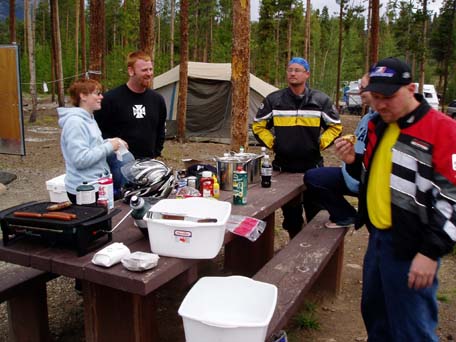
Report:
0,171,305,341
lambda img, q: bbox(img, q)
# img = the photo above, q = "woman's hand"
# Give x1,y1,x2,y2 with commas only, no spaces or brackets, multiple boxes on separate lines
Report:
109,138,128,151
334,137,356,164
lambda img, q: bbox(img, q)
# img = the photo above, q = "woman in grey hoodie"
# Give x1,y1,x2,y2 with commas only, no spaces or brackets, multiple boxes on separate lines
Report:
57,79,126,203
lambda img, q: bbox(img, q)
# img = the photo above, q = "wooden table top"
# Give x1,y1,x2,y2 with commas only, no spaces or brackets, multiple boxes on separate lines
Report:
0,172,305,296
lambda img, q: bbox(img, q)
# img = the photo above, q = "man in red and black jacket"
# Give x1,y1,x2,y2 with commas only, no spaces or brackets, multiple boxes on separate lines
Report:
336,57,456,341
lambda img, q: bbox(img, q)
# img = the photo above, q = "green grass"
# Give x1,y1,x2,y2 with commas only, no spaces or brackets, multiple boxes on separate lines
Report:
437,294,449,303
293,302,321,331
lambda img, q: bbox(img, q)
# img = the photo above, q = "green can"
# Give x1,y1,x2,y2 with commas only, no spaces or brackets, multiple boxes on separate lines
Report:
233,167,248,205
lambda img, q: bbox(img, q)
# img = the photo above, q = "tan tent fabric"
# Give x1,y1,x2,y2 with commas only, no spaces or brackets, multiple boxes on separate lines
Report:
153,62,278,142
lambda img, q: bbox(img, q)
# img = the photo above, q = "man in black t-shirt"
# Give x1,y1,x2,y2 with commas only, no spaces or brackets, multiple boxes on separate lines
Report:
95,50,167,159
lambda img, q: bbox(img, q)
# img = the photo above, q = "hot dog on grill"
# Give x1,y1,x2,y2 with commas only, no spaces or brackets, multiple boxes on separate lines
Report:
45,211,77,219
13,211,43,218
46,201,73,211
42,213,74,221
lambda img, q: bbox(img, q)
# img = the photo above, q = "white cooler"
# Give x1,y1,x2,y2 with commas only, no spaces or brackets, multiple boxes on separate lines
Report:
178,276,278,342
145,197,231,259
45,174,69,202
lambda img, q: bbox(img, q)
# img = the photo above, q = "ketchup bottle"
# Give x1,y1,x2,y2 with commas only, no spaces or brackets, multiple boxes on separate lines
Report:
199,171,214,197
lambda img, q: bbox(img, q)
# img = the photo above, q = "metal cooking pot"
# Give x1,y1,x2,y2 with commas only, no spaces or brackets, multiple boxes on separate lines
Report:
215,153,263,191
235,153,263,186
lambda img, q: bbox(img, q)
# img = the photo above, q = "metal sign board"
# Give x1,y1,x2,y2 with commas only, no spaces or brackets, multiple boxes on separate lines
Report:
0,44,25,155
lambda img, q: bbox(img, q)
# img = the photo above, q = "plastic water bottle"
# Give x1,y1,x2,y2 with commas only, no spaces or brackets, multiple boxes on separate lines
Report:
261,154,272,188
261,146,267,157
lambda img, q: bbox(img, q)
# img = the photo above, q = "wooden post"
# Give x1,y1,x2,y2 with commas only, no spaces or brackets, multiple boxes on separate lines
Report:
230,0,250,152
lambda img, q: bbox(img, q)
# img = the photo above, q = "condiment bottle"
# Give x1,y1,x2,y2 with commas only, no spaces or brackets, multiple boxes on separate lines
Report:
199,171,214,198
261,154,272,188
212,175,220,199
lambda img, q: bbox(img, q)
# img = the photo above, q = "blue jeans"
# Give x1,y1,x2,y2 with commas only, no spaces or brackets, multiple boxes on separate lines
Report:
304,167,357,224
362,228,439,342
107,152,135,200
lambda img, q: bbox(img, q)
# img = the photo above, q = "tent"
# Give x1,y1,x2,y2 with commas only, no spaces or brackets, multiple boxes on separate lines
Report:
153,62,278,142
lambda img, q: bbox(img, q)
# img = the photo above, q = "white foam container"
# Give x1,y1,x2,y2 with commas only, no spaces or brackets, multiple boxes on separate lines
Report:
145,197,231,259
178,276,277,342
45,174,70,203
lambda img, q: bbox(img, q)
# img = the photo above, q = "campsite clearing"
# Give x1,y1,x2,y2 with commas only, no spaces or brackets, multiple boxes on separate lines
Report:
0,104,455,341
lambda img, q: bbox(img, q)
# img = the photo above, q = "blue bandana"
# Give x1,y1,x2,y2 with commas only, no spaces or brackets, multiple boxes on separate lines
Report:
288,57,310,71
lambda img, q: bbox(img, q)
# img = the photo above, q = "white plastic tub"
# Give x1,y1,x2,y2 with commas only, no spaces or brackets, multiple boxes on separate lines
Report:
45,174,69,203
178,276,277,342
145,197,231,259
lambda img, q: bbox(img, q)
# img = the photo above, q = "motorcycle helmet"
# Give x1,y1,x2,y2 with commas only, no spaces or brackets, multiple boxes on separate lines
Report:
120,159,175,202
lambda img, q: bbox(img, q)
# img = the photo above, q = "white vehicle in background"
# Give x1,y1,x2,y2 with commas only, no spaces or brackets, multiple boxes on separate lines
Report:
345,80,363,115
414,83,439,110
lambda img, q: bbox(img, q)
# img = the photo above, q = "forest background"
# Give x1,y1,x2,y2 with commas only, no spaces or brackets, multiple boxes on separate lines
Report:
1,0,456,113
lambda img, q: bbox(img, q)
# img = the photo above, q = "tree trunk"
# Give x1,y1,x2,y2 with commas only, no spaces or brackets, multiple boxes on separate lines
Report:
230,0,250,151
192,0,199,61
170,0,175,67
370,0,379,65
287,10,292,62
140,0,156,84
441,0,456,111
80,0,87,75
209,16,213,63
89,0,104,82
418,0,428,94
274,18,280,87
335,0,344,109
304,0,311,59
177,0,189,143
26,0,38,122
50,0,65,106
365,0,371,72
75,1,80,77
9,0,16,43
157,14,161,59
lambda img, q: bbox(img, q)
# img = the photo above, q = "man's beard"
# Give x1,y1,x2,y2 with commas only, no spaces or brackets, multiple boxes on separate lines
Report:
141,78,151,88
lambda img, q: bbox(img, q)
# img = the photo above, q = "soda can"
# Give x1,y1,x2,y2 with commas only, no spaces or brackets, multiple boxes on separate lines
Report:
233,168,248,205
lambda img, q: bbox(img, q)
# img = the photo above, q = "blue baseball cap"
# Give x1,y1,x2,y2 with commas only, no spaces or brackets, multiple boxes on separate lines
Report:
288,57,310,71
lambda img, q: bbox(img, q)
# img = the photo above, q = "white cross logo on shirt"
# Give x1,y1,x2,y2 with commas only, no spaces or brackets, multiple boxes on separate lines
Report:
132,105,146,118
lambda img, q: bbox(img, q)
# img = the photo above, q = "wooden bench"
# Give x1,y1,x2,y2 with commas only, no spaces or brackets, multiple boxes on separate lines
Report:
0,264,57,342
253,210,347,339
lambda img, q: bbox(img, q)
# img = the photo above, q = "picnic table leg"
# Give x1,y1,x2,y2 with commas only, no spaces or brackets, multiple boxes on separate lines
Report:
7,281,51,342
83,281,158,342
314,238,345,296
224,212,275,276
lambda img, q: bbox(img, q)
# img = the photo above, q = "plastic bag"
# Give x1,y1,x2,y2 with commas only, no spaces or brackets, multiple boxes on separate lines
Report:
225,215,266,242
176,186,201,198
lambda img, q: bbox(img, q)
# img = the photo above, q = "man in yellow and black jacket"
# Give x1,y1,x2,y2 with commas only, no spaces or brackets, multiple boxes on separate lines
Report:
253,57,342,238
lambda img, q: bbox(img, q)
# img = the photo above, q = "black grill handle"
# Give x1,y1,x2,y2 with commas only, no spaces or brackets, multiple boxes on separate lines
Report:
80,208,121,227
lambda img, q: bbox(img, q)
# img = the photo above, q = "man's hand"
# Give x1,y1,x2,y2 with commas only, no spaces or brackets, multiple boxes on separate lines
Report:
408,253,438,289
334,137,356,164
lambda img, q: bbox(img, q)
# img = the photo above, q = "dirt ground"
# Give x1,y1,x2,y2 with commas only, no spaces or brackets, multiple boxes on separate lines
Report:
0,101,455,341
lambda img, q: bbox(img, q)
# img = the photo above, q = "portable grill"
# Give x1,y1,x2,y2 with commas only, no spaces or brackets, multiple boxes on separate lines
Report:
0,201,120,256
